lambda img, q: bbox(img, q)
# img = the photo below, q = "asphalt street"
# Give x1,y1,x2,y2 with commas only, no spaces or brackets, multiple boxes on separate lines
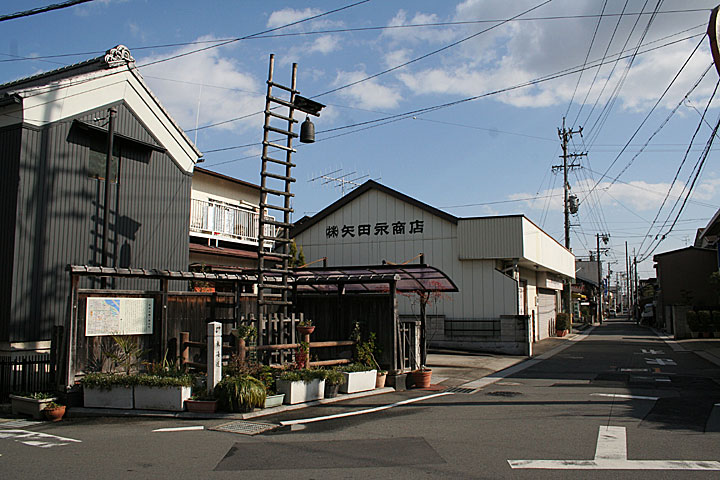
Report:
2,317,719,479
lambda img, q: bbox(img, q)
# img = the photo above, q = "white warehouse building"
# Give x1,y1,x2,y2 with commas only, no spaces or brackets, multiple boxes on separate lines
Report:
291,181,575,355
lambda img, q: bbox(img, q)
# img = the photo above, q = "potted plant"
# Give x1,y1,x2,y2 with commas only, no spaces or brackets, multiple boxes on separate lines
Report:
42,401,66,422
185,388,218,413
698,310,712,337
214,375,266,412
81,373,136,409
133,374,194,411
411,366,433,388
339,363,377,394
686,310,700,337
256,366,285,408
10,392,57,419
376,369,388,388
323,368,346,398
295,340,310,369
555,312,571,337
296,318,315,336
276,369,326,404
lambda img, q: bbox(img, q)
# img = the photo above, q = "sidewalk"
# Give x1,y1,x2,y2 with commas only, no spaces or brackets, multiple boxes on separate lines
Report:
2,331,586,422
668,337,720,367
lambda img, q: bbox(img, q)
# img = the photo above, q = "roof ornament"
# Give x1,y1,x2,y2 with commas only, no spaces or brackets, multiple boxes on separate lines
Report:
104,45,135,68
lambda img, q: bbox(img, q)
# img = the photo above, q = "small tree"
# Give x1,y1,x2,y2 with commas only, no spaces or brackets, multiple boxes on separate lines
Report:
288,240,306,268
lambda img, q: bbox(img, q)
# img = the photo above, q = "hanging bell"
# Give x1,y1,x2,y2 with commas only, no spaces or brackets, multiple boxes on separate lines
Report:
300,116,315,143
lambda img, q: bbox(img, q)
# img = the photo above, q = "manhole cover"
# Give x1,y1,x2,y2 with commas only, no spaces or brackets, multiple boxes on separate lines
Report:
445,387,476,394
210,420,278,435
486,391,522,397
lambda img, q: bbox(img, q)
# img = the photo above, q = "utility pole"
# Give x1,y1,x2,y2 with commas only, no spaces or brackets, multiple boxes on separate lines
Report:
625,241,630,316
634,254,639,323
596,233,609,324
553,117,586,317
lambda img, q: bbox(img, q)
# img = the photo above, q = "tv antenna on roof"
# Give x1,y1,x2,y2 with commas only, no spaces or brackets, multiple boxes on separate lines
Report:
308,167,370,197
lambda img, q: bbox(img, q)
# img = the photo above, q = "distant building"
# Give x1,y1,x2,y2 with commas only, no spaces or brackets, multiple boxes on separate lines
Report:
653,209,720,337
0,46,201,352
189,167,274,274
292,181,575,354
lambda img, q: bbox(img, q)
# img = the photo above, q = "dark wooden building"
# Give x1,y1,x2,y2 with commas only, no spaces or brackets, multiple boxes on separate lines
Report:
0,46,201,351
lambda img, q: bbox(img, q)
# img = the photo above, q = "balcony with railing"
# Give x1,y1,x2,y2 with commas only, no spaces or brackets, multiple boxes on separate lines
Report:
189,198,275,249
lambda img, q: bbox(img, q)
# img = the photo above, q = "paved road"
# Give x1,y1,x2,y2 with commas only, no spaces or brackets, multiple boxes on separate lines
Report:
3,318,720,479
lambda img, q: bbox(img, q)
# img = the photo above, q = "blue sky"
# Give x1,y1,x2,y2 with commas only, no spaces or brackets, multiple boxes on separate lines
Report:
3,0,720,281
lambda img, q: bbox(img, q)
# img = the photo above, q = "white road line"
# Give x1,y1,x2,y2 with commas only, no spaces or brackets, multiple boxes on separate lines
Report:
590,393,659,401
152,426,205,432
279,392,453,426
509,426,720,470
461,327,595,391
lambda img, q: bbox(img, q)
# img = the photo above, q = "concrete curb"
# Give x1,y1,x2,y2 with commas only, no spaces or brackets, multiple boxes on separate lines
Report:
66,387,395,421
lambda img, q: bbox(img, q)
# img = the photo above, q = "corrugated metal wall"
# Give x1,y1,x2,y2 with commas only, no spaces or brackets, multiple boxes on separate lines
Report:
9,103,191,343
0,126,21,341
457,216,524,260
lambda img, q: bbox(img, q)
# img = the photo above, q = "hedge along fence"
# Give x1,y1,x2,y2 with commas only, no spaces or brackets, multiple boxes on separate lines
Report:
685,309,720,336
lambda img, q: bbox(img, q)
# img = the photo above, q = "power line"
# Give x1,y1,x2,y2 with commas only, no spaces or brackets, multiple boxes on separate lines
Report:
0,0,95,22
312,0,554,98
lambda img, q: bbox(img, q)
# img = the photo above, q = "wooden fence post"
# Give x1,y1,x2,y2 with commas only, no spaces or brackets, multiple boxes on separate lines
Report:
207,322,222,394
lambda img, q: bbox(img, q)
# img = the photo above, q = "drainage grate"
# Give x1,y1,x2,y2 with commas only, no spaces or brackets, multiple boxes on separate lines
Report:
0,419,43,429
444,387,477,394
486,391,522,397
210,420,279,435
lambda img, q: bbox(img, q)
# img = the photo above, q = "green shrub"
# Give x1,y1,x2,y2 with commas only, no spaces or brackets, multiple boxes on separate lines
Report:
214,375,266,412
81,372,194,390
278,369,327,383
555,312,571,331
698,310,712,332
686,310,700,332
712,311,720,332
341,362,376,373
323,368,347,386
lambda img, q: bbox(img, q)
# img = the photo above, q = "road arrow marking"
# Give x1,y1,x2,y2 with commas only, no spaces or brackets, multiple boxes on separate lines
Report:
508,426,720,470
641,349,664,355
153,426,205,432
645,358,676,366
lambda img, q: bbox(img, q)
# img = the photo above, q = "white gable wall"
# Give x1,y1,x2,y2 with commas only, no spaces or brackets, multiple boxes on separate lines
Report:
293,188,519,321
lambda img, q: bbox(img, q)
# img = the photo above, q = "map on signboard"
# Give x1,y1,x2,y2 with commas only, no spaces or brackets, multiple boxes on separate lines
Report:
86,297,154,336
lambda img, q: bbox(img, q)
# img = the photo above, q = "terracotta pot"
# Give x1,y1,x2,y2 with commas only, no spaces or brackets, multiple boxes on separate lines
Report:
556,329,568,337
297,325,315,336
376,372,387,388
185,399,217,413
43,406,66,422
411,369,432,388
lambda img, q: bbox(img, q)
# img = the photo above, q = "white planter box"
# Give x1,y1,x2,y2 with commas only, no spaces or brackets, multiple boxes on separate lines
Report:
263,393,285,409
10,395,57,419
340,369,377,394
134,385,191,411
84,386,134,409
276,378,325,405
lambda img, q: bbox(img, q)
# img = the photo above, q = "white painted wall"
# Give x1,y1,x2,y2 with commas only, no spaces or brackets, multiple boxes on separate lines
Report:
191,170,260,208
293,188,520,321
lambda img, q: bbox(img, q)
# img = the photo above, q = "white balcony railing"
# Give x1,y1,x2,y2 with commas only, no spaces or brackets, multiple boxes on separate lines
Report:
190,198,275,248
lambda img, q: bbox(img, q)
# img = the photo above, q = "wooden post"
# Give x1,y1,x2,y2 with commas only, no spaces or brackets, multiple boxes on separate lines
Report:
389,279,398,372
65,274,80,389
237,338,246,366
303,330,311,368
159,278,169,362
179,331,189,371
420,291,427,368
207,322,222,394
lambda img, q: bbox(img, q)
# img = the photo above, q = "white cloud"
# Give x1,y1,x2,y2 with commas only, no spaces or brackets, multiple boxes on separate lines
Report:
267,8,322,29
308,35,341,54
386,0,717,111
333,70,402,109
138,38,264,135
383,9,458,45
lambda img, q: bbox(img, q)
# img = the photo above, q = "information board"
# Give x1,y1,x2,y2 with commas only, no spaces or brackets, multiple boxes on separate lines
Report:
85,297,154,336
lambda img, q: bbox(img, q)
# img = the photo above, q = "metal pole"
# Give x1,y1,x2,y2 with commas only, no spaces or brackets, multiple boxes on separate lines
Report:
597,234,602,325
625,241,630,315
101,107,117,288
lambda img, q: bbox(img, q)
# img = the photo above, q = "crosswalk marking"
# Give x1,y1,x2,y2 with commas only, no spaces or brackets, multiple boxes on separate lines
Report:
508,426,720,470
0,429,82,449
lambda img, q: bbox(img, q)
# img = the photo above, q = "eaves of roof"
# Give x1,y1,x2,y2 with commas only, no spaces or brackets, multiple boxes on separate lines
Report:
291,180,458,237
